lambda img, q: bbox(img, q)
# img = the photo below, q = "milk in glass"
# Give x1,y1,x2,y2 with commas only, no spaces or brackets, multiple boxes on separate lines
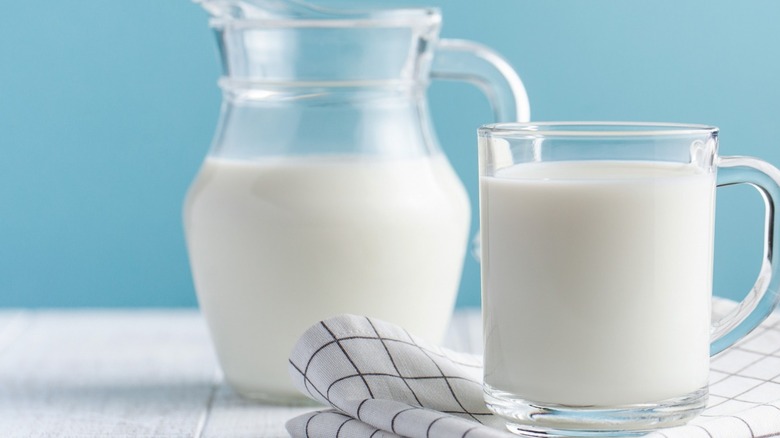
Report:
480,160,714,406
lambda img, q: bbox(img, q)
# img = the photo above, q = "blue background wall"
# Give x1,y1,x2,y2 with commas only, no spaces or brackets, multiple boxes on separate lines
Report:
0,0,776,308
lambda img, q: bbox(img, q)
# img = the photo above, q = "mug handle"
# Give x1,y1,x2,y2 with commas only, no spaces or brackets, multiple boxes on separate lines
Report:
711,155,780,355
431,39,531,123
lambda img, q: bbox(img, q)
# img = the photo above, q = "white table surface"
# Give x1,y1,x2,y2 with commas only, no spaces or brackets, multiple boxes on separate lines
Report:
0,309,482,438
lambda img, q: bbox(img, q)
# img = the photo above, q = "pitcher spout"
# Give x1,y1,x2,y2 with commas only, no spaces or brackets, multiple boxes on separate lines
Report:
195,0,340,20
195,0,434,20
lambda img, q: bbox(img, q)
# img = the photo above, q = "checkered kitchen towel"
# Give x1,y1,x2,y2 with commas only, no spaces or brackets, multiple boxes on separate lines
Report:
286,306,780,438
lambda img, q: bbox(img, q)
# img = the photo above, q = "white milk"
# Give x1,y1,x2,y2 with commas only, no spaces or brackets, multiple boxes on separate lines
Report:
184,155,469,400
480,160,715,406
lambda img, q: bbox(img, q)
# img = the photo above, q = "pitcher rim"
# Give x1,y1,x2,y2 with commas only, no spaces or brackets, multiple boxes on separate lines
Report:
207,7,441,29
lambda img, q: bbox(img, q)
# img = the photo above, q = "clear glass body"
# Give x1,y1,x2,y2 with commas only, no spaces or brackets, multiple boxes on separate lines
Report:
477,122,780,436
184,1,529,402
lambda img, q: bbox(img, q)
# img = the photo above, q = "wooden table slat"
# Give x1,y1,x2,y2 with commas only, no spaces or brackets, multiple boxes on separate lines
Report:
0,311,219,438
0,309,482,438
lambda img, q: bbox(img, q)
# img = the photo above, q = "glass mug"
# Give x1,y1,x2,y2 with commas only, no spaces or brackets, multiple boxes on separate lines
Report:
477,122,780,436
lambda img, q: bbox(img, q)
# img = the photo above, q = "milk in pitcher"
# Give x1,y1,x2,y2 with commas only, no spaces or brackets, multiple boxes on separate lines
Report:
185,154,469,399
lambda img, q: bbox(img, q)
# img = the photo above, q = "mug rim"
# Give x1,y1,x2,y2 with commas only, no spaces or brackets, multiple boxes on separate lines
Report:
480,122,719,138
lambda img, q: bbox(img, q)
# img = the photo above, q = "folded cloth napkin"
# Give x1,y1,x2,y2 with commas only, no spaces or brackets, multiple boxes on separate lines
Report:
286,311,780,438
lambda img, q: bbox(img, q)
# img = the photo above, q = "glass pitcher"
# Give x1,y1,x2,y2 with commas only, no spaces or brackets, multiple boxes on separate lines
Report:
184,0,530,401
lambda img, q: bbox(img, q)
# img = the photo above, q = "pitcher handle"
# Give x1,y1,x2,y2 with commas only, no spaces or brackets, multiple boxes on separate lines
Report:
431,39,530,123
711,155,780,355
